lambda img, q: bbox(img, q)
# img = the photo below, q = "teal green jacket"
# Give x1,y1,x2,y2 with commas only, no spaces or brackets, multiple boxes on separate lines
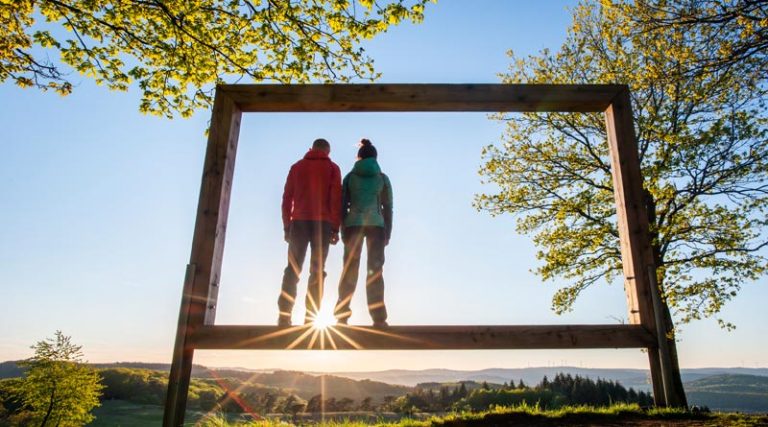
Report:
341,158,393,240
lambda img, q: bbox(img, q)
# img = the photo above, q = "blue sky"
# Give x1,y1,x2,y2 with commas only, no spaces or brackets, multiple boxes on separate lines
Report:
1,1,766,372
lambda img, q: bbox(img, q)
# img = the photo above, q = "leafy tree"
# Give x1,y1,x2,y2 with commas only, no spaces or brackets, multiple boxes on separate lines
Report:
358,396,373,411
617,0,768,78
324,396,338,412
458,382,468,398
281,394,306,421
336,396,355,412
477,0,768,405
306,394,323,413
380,395,396,411
1,0,430,118
12,331,103,426
261,391,279,414
198,389,218,411
438,386,451,407
0,379,26,424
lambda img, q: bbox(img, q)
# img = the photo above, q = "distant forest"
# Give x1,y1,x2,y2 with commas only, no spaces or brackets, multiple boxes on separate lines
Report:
397,374,653,414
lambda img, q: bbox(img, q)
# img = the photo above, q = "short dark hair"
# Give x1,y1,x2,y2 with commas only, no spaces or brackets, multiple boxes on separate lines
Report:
312,138,330,150
357,138,377,159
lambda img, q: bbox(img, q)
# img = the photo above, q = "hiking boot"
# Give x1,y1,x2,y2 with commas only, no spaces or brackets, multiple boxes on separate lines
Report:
336,318,348,326
373,320,389,328
277,316,292,327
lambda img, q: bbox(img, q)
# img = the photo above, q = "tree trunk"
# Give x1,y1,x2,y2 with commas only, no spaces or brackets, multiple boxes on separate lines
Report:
658,288,689,407
40,383,56,427
644,189,688,407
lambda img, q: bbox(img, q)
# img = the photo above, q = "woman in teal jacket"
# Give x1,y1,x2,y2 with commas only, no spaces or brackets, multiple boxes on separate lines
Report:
334,139,393,327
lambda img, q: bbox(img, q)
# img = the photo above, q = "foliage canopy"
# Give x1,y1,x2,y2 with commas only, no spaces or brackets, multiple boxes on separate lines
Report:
1,0,429,117
618,0,768,78
12,331,103,426
476,1,768,329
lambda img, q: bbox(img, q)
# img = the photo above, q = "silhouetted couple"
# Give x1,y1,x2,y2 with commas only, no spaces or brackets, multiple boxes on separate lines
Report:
277,138,392,328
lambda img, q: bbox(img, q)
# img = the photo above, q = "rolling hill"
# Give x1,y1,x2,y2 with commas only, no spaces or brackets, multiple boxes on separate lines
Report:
3,360,767,411
685,374,768,412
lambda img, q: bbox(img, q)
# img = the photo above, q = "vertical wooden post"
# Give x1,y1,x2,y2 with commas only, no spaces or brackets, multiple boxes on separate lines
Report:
163,263,196,426
648,265,677,405
604,88,671,406
163,88,242,427
604,89,655,329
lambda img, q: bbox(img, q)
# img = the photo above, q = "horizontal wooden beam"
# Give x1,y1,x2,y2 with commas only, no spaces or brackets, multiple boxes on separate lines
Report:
189,324,655,350
220,84,623,113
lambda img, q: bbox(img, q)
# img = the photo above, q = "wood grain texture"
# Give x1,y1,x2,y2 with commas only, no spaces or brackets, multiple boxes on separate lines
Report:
187,91,242,327
221,84,622,112
163,264,196,427
165,91,241,427
188,324,656,350
604,89,656,328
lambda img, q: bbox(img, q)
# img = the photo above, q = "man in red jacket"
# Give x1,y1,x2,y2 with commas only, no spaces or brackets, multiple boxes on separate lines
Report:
278,138,342,326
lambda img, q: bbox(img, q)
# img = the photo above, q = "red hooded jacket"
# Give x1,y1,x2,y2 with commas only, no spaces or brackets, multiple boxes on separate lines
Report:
282,149,342,232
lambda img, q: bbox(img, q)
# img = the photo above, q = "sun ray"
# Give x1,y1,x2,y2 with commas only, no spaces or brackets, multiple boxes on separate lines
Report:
320,373,326,422
307,328,321,349
286,325,316,350
323,327,338,350
232,324,307,349
327,326,363,349
203,367,262,421
333,294,354,320
339,324,431,346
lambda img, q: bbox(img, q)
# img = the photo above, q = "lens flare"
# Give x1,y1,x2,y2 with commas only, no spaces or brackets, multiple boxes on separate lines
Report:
308,307,336,330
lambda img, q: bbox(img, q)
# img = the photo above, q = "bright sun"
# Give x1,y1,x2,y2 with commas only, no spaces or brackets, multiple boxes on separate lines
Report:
309,307,336,330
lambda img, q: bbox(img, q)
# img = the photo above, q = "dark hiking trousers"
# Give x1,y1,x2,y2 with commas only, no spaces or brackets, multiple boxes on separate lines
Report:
278,220,332,323
335,226,388,323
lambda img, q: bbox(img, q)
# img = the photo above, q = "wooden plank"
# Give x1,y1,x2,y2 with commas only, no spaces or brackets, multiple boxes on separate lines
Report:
605,90,683,406
163,264,196,427
188,324,656,350
163,90,241,427
187,90,242,327
647,349,667,407
604,89,656,328
221,84,622,113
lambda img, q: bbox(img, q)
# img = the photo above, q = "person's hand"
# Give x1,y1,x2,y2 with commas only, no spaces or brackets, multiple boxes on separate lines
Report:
284,228,290,243
330,231,340,245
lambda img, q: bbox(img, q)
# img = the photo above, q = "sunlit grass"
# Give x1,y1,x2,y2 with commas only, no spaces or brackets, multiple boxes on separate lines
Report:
196,402,768,426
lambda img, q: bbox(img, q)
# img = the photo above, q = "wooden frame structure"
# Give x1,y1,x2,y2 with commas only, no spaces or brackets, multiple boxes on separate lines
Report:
163,84,682,426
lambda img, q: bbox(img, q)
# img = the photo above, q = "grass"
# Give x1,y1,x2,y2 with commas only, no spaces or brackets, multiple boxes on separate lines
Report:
410,403,767,426
406,403,768,426
89,401,768,426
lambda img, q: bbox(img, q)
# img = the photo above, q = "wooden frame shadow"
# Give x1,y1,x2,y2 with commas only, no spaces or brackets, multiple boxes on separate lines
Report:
163,84,679,426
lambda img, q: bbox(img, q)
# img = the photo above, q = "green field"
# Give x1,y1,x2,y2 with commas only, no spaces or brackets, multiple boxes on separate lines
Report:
89,401,165,426
89,400,215,426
